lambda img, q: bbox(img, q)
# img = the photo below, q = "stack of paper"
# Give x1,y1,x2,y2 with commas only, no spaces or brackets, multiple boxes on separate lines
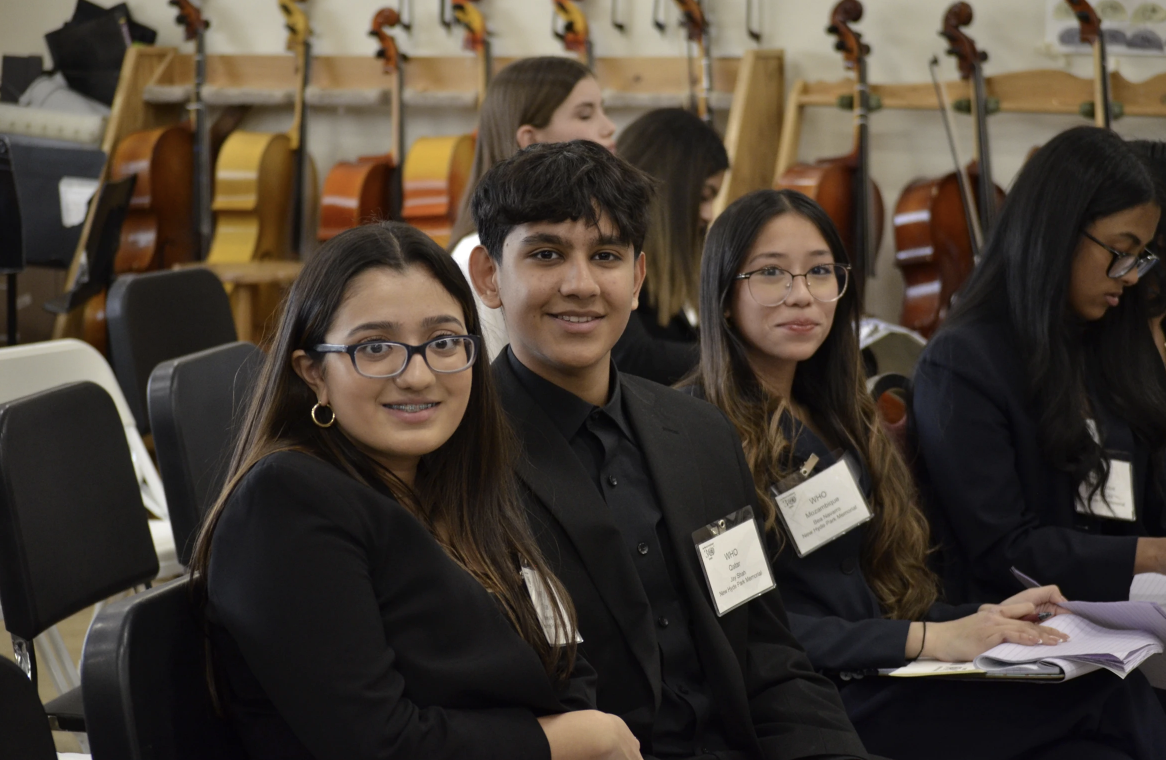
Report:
974,614,1162,678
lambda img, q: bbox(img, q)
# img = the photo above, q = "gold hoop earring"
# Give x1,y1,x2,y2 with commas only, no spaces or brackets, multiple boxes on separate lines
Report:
311,403,336,428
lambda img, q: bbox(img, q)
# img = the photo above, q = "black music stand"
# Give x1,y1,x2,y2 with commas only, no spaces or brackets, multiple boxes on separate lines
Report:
44,175,136,316
0,137,22,346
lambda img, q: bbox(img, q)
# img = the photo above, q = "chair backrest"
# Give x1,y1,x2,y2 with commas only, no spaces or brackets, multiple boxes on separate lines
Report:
0,381,159,639
107,268,237,434
0,656,57,760
0,338,168,518
82,576,247,760
148,342,264,565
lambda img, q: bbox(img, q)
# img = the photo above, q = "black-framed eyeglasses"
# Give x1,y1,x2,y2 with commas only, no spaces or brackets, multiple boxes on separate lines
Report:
1082,230,1160,279
313,335,481,379
733,263,850,307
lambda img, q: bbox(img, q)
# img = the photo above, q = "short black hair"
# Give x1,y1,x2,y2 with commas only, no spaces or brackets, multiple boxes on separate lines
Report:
471,140,657,260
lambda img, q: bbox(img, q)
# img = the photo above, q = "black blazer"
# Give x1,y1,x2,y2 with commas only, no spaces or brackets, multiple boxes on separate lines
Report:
206,451,593,760
913,316,1166,604
770,425,978,675
494,358,870,760
612,308,699,387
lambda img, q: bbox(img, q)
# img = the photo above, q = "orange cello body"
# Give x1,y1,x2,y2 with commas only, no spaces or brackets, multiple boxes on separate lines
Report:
892,166,1003,337
83,125,195,352
400,134,475,248
778,155,884,278
319,155,399,240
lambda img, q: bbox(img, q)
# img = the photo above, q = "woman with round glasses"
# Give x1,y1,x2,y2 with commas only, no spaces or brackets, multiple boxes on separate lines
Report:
682,188,1166,760
914,126,1166,607
191,222,642,760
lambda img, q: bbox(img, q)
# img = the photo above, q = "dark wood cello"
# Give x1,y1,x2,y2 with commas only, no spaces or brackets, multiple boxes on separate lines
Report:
318,7,404,241
774,0,883,300
892,2,1004,338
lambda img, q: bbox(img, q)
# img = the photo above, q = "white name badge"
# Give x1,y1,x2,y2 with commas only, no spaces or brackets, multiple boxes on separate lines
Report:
770,458,873,558
692,506,777,617
1076,460,1136,522
521,565,583,645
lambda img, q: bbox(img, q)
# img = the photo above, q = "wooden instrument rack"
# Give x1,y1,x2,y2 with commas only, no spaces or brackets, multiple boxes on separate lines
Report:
774,68,1166,179
53,45,768,342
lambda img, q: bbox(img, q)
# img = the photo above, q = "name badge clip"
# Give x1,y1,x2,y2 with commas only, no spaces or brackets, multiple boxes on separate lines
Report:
691,506,777,617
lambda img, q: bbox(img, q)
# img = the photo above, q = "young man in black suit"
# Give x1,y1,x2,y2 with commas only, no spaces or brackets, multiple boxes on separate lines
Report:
466,140,871,760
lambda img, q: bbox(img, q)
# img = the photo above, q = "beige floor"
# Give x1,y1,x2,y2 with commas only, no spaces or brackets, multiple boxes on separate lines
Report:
1,604,97,753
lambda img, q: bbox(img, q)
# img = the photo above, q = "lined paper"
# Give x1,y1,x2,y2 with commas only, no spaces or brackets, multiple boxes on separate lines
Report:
1131,573,1166,604
975,615,1162,678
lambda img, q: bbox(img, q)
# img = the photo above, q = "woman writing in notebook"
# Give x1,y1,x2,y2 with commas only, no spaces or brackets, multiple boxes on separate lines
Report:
685,188,1166,760
612,107,728,385
192,222,640,760
913,127,1166,606
448,56,616,359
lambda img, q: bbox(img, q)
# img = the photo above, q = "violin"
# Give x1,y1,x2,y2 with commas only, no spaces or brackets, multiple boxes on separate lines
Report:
1066,0,1113,128
775,0,883,300
553,0,593,69
892,2,1004,338
318,7,404,240
672,0,713,126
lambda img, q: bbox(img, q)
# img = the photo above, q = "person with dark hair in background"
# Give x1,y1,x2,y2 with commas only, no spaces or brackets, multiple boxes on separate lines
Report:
466,140,872,760
686,187,1166,760
913,126,1166,606
448,56,617,360
613,108,729,385
193,222,642,760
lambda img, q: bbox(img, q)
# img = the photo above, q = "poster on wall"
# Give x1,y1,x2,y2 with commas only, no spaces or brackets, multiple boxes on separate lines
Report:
1046,0,1166,55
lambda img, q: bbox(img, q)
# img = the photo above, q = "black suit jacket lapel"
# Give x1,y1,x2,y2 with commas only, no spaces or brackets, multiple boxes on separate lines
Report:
494,359,663,700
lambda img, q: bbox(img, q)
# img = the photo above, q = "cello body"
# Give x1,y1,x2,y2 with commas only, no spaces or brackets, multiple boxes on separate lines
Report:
318,154,398,241
83,124,196,353
779,154,884,277
401,134,475,248
893,166,1003,336
207,131,295,263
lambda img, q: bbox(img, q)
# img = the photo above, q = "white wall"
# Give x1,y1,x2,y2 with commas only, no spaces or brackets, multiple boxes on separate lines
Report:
2,0,1164,321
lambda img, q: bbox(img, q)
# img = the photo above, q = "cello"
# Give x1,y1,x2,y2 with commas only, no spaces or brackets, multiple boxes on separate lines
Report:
891,2,1004,338
672,0,713,126
317,7,404,241
1067,0,1113,128
775,0,883,300
399,0,483,248
553,0,593,69
206,0,311,264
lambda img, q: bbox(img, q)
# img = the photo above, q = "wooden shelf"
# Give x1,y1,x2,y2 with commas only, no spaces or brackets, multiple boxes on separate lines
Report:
795,69,1166,117
139,53,740,110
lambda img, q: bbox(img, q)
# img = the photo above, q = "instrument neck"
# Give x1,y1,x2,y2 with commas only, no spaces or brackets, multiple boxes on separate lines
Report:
1094,35,1111,129
972,62,995,234
853,56,871,290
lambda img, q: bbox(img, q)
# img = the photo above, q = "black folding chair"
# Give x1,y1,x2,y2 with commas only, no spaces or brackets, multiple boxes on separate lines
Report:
82,576,247,760
0,381,159,732
0,655,56,760
106,267,237,433
148,341,264,565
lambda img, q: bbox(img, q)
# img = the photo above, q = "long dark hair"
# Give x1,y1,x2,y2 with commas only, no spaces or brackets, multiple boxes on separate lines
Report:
449,57,593,247
684,189,938,620
944,127,1166,500
617,108,728,327
192,222,576,679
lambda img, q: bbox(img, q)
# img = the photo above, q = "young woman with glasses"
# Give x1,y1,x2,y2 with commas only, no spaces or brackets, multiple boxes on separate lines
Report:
683,188,1166,760
913,127,1166,607
190,222,641,760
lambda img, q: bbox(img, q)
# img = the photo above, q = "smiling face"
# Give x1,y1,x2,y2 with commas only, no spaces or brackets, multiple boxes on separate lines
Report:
729,212,840,381
1068,201,1161,321
472,213,644,403
292,266,474,484
521,76,616,153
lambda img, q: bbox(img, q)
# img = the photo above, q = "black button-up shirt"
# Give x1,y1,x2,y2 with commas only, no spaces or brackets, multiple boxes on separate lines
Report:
508,349,726,758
